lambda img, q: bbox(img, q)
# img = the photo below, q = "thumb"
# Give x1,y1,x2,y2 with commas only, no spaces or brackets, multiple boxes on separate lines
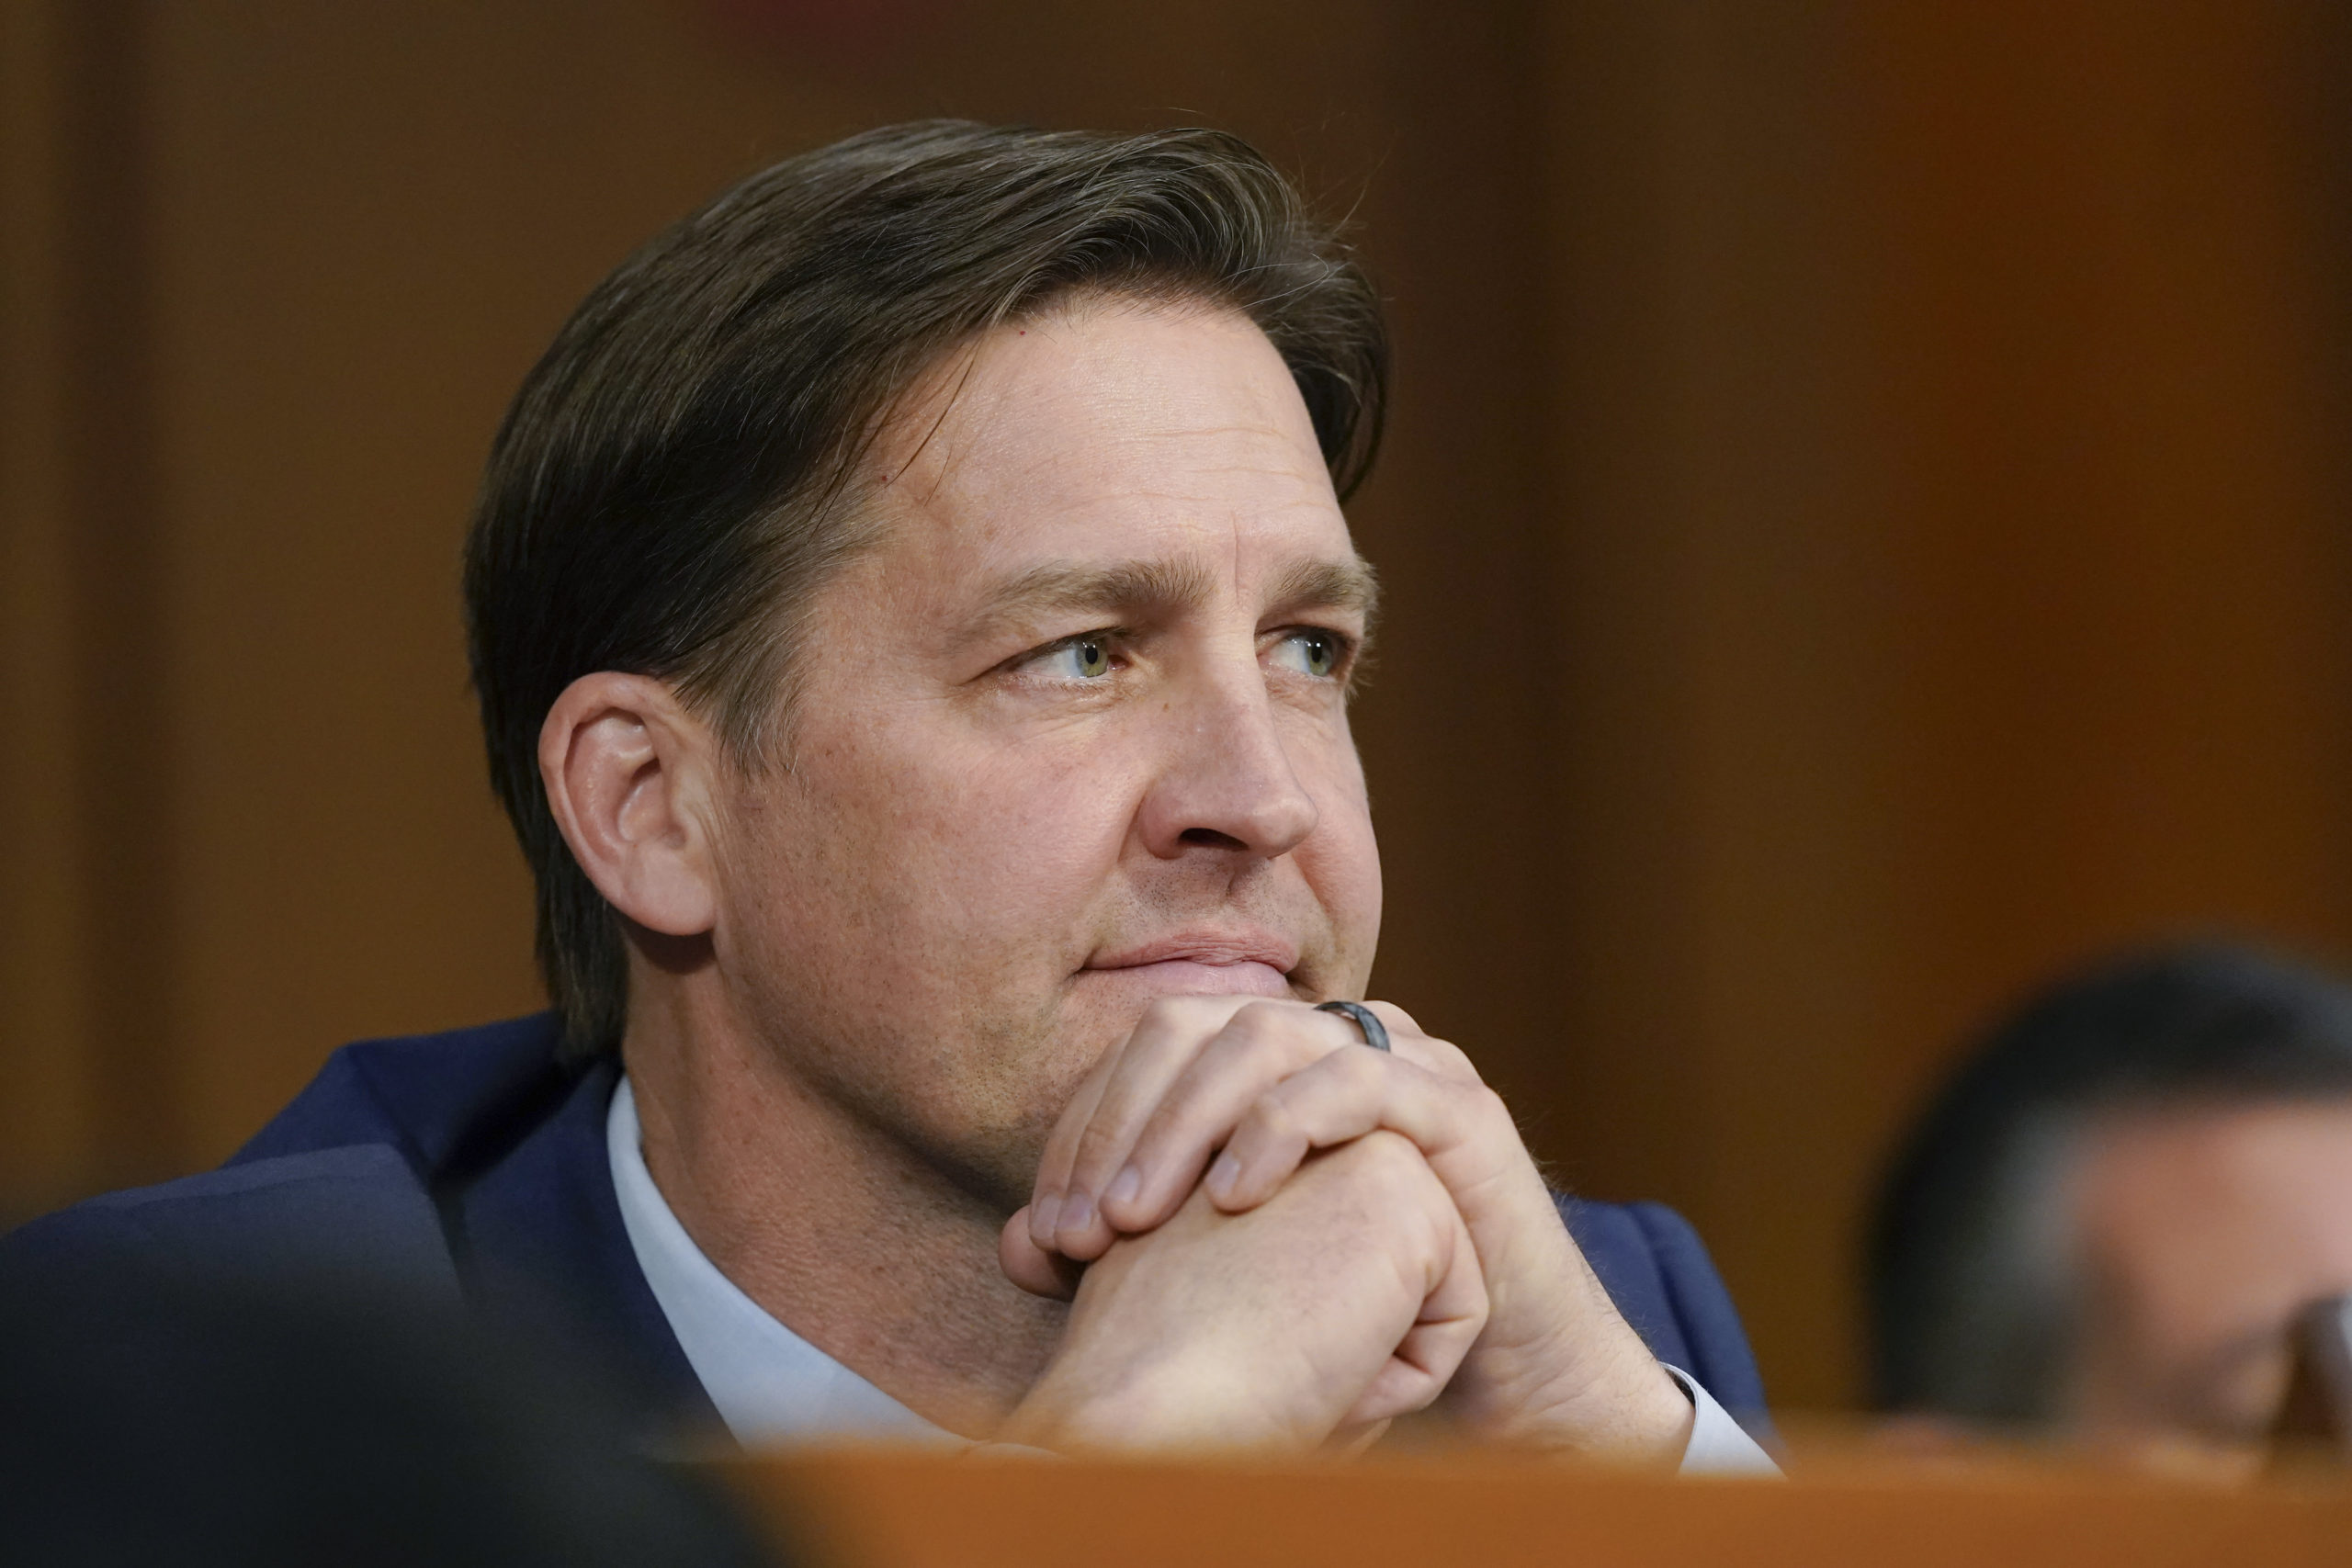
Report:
1001,1207,1084,1300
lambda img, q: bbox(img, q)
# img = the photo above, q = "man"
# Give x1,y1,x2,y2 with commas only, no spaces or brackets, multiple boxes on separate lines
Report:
9,123,1770,1468
1871,943,2352,1478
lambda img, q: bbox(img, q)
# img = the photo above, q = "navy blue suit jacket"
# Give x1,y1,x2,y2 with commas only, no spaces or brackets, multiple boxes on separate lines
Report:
4,1014,1770,1439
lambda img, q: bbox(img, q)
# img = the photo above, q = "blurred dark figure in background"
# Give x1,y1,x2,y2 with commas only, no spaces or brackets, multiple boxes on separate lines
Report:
0,1251,779,1567
1870,945,2352,1477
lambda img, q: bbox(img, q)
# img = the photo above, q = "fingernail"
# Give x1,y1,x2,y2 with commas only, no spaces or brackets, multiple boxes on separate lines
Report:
1105,1165,1142,1208
1206,1151,1241,1200
1060,1191,1095,1235
1030,1194,1061,1244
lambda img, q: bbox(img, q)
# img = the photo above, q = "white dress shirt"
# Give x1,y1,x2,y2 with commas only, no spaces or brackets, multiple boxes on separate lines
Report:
607,1077,1778,1473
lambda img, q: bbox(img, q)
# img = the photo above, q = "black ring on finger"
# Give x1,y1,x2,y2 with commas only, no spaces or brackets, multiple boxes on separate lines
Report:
1315,999,1391,1053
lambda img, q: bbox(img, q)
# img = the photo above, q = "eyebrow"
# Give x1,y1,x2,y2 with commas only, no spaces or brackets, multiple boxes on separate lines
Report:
964,552,1380,640
1267,556,1381,628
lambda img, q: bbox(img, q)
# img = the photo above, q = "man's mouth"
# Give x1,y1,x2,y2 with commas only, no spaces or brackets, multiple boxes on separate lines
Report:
1081,929,1301,998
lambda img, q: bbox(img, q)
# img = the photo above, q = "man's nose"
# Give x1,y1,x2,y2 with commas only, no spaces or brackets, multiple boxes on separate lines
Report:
1135,669,1320,862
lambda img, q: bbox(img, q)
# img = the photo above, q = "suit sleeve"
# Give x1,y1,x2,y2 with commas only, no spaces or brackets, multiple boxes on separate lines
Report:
1,1147,464,1307
1624,1201,1772,1440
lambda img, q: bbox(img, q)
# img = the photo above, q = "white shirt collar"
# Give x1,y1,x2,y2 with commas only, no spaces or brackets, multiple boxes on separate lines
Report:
605,1074,964,1449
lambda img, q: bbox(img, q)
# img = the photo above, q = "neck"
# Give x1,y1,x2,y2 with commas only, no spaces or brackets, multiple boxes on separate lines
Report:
622,987,1068,1439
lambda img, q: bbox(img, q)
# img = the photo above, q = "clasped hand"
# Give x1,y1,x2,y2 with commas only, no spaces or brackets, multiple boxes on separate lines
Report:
994,997,1693,1459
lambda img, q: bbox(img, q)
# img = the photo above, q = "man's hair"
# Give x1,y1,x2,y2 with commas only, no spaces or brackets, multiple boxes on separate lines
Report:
463,122,1387,1055
1867,943,2352,1422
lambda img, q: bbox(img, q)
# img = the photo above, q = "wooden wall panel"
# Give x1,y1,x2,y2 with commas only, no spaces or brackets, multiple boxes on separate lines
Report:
1536,0,2352,1406
1860,0,2352,1043
1537,0,1904,1411
0,0,99,1211
6,0,2349,1415
143,0,842,1169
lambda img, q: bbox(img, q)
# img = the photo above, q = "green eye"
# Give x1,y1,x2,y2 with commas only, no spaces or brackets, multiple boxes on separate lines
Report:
1038,637,1112,680
1274,630,1340,678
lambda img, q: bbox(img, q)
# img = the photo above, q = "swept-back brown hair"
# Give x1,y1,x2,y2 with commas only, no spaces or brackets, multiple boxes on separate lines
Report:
464,120,1388,1055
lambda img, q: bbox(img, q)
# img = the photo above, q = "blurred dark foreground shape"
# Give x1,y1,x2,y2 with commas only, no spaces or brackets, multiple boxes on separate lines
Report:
0,1251,780,1567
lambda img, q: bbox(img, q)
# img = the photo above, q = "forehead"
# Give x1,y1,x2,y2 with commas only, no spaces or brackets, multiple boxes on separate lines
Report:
865,299,1352,585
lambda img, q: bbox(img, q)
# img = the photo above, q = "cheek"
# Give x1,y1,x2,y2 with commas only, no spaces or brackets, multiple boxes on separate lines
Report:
1304,786,1382,962
906,744,1143,926
1295,718,1381,924
730,711,1148,980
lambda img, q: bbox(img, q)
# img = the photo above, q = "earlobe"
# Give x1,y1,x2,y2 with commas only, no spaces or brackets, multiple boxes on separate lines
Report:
538,672,719,937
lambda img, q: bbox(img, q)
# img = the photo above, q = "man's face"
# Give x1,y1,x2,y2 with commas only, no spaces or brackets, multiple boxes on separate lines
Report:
2067,1100,2352,1472
703,299,1381,1203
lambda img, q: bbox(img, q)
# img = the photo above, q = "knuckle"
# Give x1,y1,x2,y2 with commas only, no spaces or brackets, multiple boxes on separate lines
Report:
1241,1090,1298,1141
1212,1004,1323,1072
1309,1043,1382,1104
1465,1082,1511,1125
1335,1042,1386,1088
1350,1127,1428,1185
1069,1118,1129,1176
1426,1036,1478,1077
1396,1029,1478,1082
1138,994,1211,1032
1222,1000,1292,1045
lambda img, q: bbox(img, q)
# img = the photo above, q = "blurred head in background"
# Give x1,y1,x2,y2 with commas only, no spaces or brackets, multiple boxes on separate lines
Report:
1869,944,2352,1476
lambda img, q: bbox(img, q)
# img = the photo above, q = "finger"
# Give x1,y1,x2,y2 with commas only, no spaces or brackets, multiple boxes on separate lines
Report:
1000,1208,1084,1300
1360,1000,1481,1083
1089,1000,1351,1242
1046,995,1259,1258
1360,998,1425,1035
1217,1038,1576,1392
1103,1003,1464,1235
1209,1045,1493,1214
1027,1038,1126,1249
1341,1206,1488,1427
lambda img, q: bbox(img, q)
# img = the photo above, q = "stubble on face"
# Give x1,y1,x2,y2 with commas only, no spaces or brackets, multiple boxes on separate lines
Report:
698,297,1382,1213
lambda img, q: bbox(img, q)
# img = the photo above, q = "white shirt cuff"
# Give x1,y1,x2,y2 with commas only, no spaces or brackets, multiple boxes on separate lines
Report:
1661,1364,1781,1476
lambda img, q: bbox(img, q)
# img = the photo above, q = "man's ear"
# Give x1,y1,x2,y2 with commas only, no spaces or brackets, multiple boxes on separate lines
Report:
538,672,721,937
